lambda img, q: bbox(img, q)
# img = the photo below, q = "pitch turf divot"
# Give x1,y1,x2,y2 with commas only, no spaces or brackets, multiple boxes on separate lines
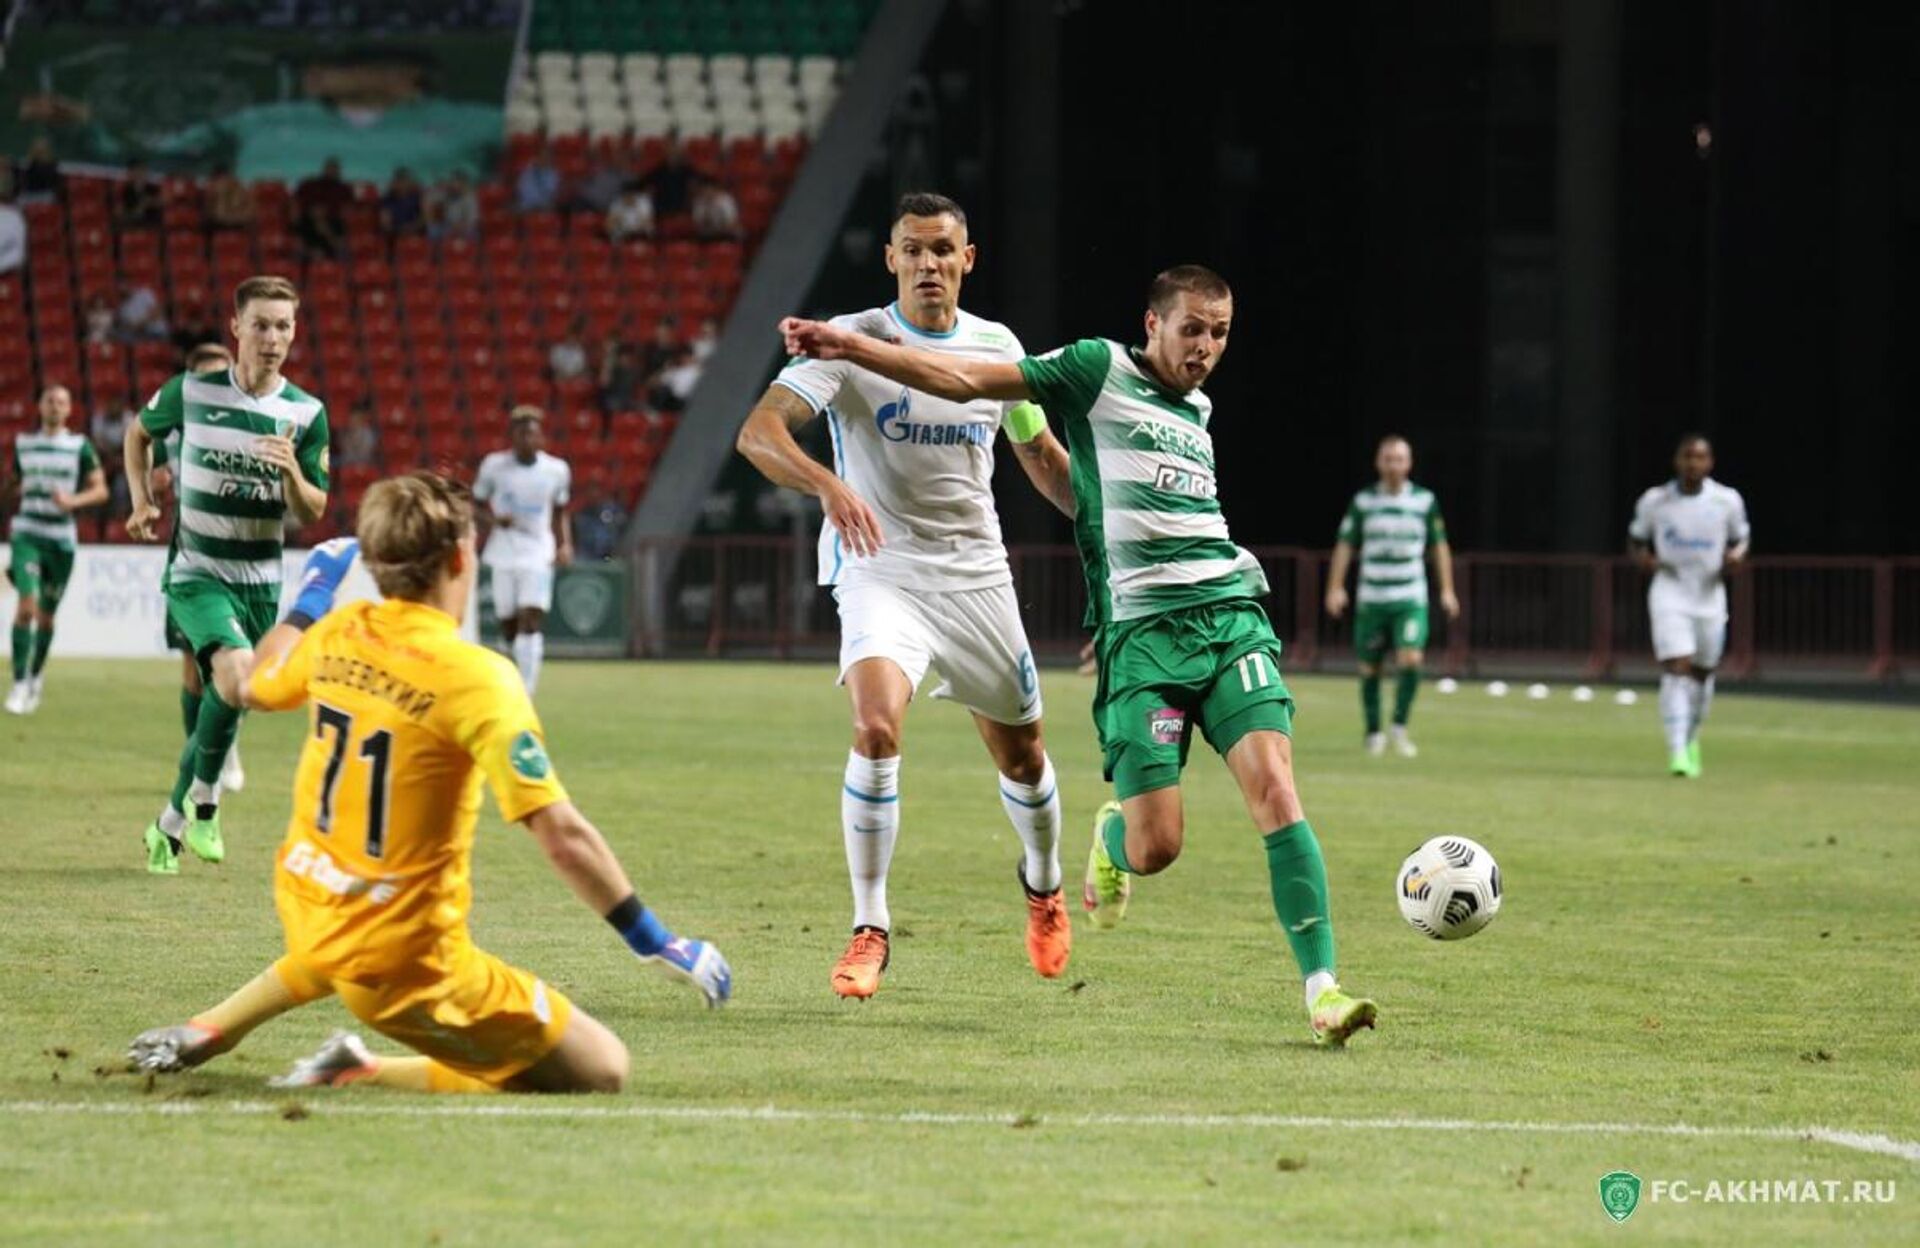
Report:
2,1101,1915,1163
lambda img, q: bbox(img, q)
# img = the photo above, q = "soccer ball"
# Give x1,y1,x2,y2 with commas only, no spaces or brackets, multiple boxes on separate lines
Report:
1396,836,1503,940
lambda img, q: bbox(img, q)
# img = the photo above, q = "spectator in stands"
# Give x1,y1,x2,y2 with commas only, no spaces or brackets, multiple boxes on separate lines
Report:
0,196,23,277
637,141,697,221
116,159,163,229
381,166,427,235
170,302,220,357
649,346,702,413
337,402,380,467
515,150,561,213
640,317,684,377
294,156,352,259
13,138,61,204
83,294,116,344
690,316,720,365
606,185,655,243
204,162,254,230
599,342,645,415
571,154,631,214
115,282,169,342
547,316,591,383
430,169,479,240
691,177,742,241
91,402,135,462
572,488,630,563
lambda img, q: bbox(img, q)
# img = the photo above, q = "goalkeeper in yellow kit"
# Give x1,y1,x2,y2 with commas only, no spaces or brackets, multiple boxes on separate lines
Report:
130,472,731,1093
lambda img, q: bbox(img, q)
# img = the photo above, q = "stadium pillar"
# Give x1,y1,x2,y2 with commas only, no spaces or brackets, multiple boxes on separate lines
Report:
1553,0,1620,553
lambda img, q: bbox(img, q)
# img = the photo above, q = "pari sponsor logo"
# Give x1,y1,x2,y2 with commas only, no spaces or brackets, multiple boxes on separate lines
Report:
875,389,992,448
1660,524,1718,552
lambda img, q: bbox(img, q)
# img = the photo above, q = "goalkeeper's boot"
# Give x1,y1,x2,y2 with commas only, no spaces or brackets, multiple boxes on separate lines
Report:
1019,863,1072,978
1668,749,1694,778
184,807,225,864
269,1031,379,1089
128,1022,221,1073
143,822,180,876
830,926,889,999
1082,801,1131,930
1686,739,1703,778
1309,985,1379,1049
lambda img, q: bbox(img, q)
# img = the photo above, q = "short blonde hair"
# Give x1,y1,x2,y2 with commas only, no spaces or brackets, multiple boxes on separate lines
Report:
356,471,473,600
233,274,300,315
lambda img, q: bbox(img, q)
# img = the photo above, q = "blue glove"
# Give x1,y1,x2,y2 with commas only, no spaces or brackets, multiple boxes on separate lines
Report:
645,936,733,1008
290,537,359,622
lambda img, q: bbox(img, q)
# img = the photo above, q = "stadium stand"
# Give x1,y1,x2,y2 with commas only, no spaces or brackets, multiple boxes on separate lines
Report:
2,0,879,543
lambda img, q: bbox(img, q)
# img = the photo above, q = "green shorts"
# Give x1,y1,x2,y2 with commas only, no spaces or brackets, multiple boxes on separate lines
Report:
165,578,280,675
1354,600,1429,663
8,533,76,611
1092,600,1295,800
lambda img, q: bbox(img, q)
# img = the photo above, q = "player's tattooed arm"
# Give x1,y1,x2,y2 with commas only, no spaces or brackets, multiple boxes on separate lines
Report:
1012,428,1076,518
736,384,885,556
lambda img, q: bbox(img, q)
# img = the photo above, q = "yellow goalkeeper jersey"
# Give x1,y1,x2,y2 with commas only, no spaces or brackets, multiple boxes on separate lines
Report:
249,597,568,980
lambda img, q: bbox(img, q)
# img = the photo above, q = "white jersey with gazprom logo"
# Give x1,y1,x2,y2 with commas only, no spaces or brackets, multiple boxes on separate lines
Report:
775,303,1025,591
473,449,571,568
1627,477,1751,616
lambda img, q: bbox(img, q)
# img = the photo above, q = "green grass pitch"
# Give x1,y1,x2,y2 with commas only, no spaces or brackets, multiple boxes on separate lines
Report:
1,660,1915,1246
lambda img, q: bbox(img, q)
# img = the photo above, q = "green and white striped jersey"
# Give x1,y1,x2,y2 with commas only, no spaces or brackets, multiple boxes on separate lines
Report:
10,429,100,548
138,368,331,592
1018,338,1268,627
1336,482,1447,606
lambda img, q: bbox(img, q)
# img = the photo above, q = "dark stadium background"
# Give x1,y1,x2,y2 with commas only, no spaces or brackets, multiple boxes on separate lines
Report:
907,0,1917,558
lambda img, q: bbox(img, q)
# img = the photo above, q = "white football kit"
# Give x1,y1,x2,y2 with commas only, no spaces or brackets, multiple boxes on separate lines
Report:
473,449,571,616
1627,477,1751,667
774,303,1041,725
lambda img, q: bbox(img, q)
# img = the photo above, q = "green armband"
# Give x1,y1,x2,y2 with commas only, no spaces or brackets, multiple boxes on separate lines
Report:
1005,402,1048,444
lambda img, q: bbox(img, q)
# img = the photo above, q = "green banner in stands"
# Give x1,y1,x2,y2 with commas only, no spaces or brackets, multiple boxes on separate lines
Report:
479,563,631,659
0,26,512,181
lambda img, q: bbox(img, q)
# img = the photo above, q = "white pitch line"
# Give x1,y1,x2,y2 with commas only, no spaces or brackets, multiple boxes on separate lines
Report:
3,1101,1916,1162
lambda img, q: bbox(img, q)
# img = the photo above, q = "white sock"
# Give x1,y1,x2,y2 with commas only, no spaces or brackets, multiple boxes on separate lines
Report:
512,633,544,695
187,777,218,810
1304,969,1338,1011
1659,672,1691,756
157,805,187,837
842,751,900,931
999,756,1062,894
1690,674,1715,741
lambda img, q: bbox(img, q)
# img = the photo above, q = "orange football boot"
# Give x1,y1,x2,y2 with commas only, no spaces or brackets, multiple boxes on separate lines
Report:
831,926,890,999
1020,865,1072,978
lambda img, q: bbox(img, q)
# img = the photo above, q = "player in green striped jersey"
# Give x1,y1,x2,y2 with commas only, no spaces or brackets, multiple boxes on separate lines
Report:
782,266,1378,1046
1324,436,1458,757
150,342,250,792
5,384,110,714
124,276,331,875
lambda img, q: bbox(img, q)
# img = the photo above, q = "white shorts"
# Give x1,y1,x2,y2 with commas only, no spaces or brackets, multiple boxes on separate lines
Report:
491,565,554,618
833,581,1042,725
1651,609,1727,668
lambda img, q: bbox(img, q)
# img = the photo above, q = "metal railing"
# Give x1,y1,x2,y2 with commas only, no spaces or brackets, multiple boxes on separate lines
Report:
626,537,1920,681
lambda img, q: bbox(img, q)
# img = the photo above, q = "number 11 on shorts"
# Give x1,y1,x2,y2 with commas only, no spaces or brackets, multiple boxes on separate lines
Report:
1237,652,1274,693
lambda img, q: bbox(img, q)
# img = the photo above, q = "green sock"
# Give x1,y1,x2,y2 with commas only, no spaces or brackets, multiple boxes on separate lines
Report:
180,688,202,739
168,730,197,816
1100,804,1137,874
9,624,29,681
1360,674,1381,734
29,624,53,676
191,690,243,789
1392,667,1421,726
1263,820,1336,978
